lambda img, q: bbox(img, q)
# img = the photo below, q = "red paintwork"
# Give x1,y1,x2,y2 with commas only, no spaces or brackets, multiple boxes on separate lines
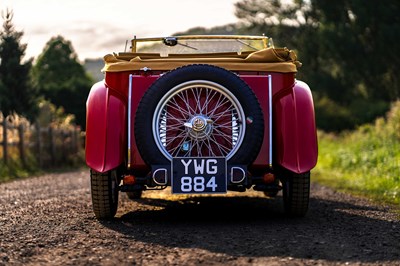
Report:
241,73,295,169
85,81,127,172
241,75,271,167
129,75,159,169
274,80,318,173
86,70,317,174
241,73,317,173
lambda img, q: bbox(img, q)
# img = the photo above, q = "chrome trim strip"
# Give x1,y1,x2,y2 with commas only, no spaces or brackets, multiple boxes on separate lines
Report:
152,168,168,186
268,74,273,167
127,74,133,169
230,167,246,184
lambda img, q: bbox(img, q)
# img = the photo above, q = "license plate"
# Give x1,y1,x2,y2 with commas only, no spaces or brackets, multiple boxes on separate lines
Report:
172,157,227,194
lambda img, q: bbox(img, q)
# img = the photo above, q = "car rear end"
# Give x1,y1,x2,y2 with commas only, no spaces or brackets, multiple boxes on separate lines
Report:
85,35,317,219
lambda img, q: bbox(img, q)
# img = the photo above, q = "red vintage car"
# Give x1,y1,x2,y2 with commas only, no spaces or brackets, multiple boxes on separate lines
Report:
85,35,318,219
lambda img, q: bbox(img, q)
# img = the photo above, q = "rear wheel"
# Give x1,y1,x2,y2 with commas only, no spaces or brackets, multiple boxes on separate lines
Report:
90,169,119,219
282,171,310,217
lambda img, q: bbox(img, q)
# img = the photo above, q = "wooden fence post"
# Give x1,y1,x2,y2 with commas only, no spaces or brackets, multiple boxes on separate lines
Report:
48,127,56,166
61,130,67,163
35,123,42,167
72,128,78,154
18,124,26,167
2,118,8,165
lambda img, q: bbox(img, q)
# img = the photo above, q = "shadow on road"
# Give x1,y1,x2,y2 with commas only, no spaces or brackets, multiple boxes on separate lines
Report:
101,192,400,264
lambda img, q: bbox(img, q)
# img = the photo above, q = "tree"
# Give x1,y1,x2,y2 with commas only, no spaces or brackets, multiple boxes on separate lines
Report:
0,9,37,120
310,0,400,101
32,35,93,128
234,0,400,131
300,0,400,129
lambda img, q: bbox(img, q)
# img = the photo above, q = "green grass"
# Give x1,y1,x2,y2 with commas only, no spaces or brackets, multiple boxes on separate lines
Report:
314,101,400,206
0,148,85,183
0,156,41,183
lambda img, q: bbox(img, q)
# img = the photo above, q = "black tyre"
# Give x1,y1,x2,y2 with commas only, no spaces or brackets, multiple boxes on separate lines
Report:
263,191,279,198
135,64,264,165
90,169,119,219
282,171,310,217
126,190,143,200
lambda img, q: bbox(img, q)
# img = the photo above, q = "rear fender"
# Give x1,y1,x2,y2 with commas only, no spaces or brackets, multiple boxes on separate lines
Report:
274,80,318,173
85,81,127,172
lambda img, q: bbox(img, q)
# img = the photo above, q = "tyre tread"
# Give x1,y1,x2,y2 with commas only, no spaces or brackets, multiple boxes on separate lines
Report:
283,172,310,217
90,170,118,219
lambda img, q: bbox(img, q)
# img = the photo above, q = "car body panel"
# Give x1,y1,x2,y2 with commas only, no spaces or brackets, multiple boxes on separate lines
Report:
274,80,318,173
86,35,317,175
86,72,317,174
85,81,127,172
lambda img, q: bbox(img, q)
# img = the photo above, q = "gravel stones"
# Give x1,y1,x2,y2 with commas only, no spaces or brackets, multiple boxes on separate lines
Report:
0,169,399,265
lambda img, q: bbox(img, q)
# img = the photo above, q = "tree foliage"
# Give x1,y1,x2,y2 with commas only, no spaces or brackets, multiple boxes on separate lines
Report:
0,10,37,120
232,0,400,131
32,36,92,128
173,24,240,36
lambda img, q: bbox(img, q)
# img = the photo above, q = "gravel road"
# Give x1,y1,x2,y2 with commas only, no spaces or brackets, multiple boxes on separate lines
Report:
0,168,399,265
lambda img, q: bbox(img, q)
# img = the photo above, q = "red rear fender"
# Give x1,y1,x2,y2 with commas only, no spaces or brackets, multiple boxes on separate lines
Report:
274,80,318,173
85,81,127,172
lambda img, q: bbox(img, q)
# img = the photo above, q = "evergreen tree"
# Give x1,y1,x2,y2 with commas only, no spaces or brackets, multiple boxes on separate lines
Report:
0,9,37,120
32,35,92,128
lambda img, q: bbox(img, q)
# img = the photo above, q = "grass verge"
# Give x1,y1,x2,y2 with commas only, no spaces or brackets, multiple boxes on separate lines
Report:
0,149,85,183
313,101,400,206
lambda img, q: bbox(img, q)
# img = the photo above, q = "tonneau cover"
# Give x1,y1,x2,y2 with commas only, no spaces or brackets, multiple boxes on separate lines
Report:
102,47,301,73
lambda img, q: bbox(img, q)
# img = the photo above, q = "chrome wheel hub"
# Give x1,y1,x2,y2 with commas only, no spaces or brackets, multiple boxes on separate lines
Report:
184,115,213,140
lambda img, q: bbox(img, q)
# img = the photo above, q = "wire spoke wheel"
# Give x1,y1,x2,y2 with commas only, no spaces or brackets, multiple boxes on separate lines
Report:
153,80,245,160
135,64,264,166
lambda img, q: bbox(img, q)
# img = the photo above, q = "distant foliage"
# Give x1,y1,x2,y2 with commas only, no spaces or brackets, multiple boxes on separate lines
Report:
84,58,104,82
0,10,37,120
35,99,76,129
32,36,93,129
179,0,400,131
237,0,400,130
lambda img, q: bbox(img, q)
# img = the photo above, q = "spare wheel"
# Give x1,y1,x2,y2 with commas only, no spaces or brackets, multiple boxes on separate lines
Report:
135,64,264,166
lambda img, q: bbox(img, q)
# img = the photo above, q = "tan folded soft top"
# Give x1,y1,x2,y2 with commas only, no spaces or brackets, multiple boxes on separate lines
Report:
102,47,301,73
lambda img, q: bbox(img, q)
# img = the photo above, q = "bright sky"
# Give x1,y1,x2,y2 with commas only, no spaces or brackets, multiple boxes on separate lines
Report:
1,0,239,60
